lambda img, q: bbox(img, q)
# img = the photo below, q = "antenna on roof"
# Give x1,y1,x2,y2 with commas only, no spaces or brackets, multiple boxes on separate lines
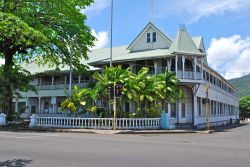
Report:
179,23,186,30
149,0,154,23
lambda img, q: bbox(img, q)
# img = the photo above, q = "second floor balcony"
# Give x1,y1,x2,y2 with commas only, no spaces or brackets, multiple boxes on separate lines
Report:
35,80,90,90
177,71,202,81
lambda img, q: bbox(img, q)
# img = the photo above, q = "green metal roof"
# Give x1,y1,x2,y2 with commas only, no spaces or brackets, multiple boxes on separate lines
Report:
22,23,208,74
169,28,204,55
92,48,172,64
192,36,205,52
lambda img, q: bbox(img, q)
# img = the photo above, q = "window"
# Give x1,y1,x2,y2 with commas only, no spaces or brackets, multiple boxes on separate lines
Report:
44,101,50,110
202,98,206,116
18,102,26,114
181,103,185,118
197,97,202,116
147,33,151,43
152,32,156,42
31,106,36,114
170,103,176,118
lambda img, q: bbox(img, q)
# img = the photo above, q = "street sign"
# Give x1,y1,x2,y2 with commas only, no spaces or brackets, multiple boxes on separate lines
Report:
51,97,57,105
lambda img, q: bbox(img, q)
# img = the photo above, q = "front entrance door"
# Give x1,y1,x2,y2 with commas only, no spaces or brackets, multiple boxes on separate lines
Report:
179,103,188,123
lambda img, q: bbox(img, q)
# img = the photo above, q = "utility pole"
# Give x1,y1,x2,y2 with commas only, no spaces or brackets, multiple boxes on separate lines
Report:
113,83,117,130
110,0,113,68
69,42,73,95
205,84,210,129
109,0,116,130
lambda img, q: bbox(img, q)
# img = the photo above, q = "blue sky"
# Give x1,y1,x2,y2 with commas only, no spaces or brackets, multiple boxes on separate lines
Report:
85,0,250,79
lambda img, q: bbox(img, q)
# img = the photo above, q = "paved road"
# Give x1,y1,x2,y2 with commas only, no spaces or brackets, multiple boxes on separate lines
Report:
0,124,250,167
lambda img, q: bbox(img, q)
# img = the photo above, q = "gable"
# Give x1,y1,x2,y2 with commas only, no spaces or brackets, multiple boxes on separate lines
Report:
128,22,172,52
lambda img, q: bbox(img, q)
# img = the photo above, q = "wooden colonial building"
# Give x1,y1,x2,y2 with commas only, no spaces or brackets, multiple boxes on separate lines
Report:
13,22,239,128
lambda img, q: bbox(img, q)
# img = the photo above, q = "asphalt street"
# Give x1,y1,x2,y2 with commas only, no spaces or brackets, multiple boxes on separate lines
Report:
0,124,250,167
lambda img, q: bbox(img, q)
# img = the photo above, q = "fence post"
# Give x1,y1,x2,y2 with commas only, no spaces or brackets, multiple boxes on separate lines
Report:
0,113,6,126
29,114,36,128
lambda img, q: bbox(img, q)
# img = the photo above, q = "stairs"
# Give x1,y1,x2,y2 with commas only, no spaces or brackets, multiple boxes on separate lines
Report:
175,123,193,130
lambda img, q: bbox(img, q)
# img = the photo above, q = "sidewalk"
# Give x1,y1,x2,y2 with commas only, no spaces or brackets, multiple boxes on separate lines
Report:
0,126,213,134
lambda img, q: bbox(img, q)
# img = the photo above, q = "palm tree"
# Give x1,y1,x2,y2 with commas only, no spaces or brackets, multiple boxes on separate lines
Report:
93,66,133,116
61,65,183,118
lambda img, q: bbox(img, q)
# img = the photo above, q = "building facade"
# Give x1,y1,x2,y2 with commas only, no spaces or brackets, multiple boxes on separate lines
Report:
12,22,239,128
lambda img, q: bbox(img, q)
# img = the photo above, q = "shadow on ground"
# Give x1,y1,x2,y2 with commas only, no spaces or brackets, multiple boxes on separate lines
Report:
209,123,248,132
0,159,33,167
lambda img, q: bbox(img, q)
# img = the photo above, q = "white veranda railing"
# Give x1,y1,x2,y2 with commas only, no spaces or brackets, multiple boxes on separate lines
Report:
32,116,161,130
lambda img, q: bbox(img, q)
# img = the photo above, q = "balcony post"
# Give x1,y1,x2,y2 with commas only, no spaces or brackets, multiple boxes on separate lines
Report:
175,55,178,77
52,76,54,86
25,98,29,114
193,91,197,128
201,57,204,80
78,74,81,84
38,97,41,113
182,55,185,79
194,56,197,80
15,98,19,113
154,60,158,75
64,75,67,85
167,59,172,71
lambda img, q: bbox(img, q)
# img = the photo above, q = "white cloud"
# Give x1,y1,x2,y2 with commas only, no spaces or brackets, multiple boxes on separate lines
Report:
207,35,250,79
83,0,111,14
159,0,250,23
91,29,109,49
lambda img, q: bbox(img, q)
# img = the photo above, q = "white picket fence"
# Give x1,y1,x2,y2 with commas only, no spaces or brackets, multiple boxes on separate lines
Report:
31,116,161,130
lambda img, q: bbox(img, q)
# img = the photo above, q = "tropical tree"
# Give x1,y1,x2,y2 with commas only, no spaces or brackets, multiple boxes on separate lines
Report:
239,96,250,119
0,65,36,118
93,66,134,116
61,66,183,118
61,84,102,114
0,0,95,118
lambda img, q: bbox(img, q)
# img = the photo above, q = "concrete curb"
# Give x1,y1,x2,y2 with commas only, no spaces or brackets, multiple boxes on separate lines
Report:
0,127,213,134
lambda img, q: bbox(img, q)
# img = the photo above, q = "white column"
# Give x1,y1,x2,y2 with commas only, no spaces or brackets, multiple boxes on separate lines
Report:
193,86,197,127
64,75,67,87
175,55,178,77
15,98,18,113
168,103,171,114
25,98,29,113
182,55,185,79
176,102,179,123
154,60,158,75
78,74,81,84
167,59,172,71
52,76,54,85
38,97,41,113
194,56,197,80
178,102,182,123
201,57,204,80
200,97,202,117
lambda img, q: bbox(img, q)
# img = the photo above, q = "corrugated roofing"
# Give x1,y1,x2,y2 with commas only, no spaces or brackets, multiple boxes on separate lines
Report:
169,28,204,55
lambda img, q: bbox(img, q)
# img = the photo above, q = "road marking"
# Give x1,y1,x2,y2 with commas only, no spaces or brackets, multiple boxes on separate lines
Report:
14,134,60,139
0,132,60,139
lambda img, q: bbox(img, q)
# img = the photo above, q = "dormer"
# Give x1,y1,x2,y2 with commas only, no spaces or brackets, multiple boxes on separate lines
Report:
192,36,205,53
127,22,172,52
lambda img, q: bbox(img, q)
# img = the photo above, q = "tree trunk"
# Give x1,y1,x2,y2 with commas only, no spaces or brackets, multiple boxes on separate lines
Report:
3,53,14,120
